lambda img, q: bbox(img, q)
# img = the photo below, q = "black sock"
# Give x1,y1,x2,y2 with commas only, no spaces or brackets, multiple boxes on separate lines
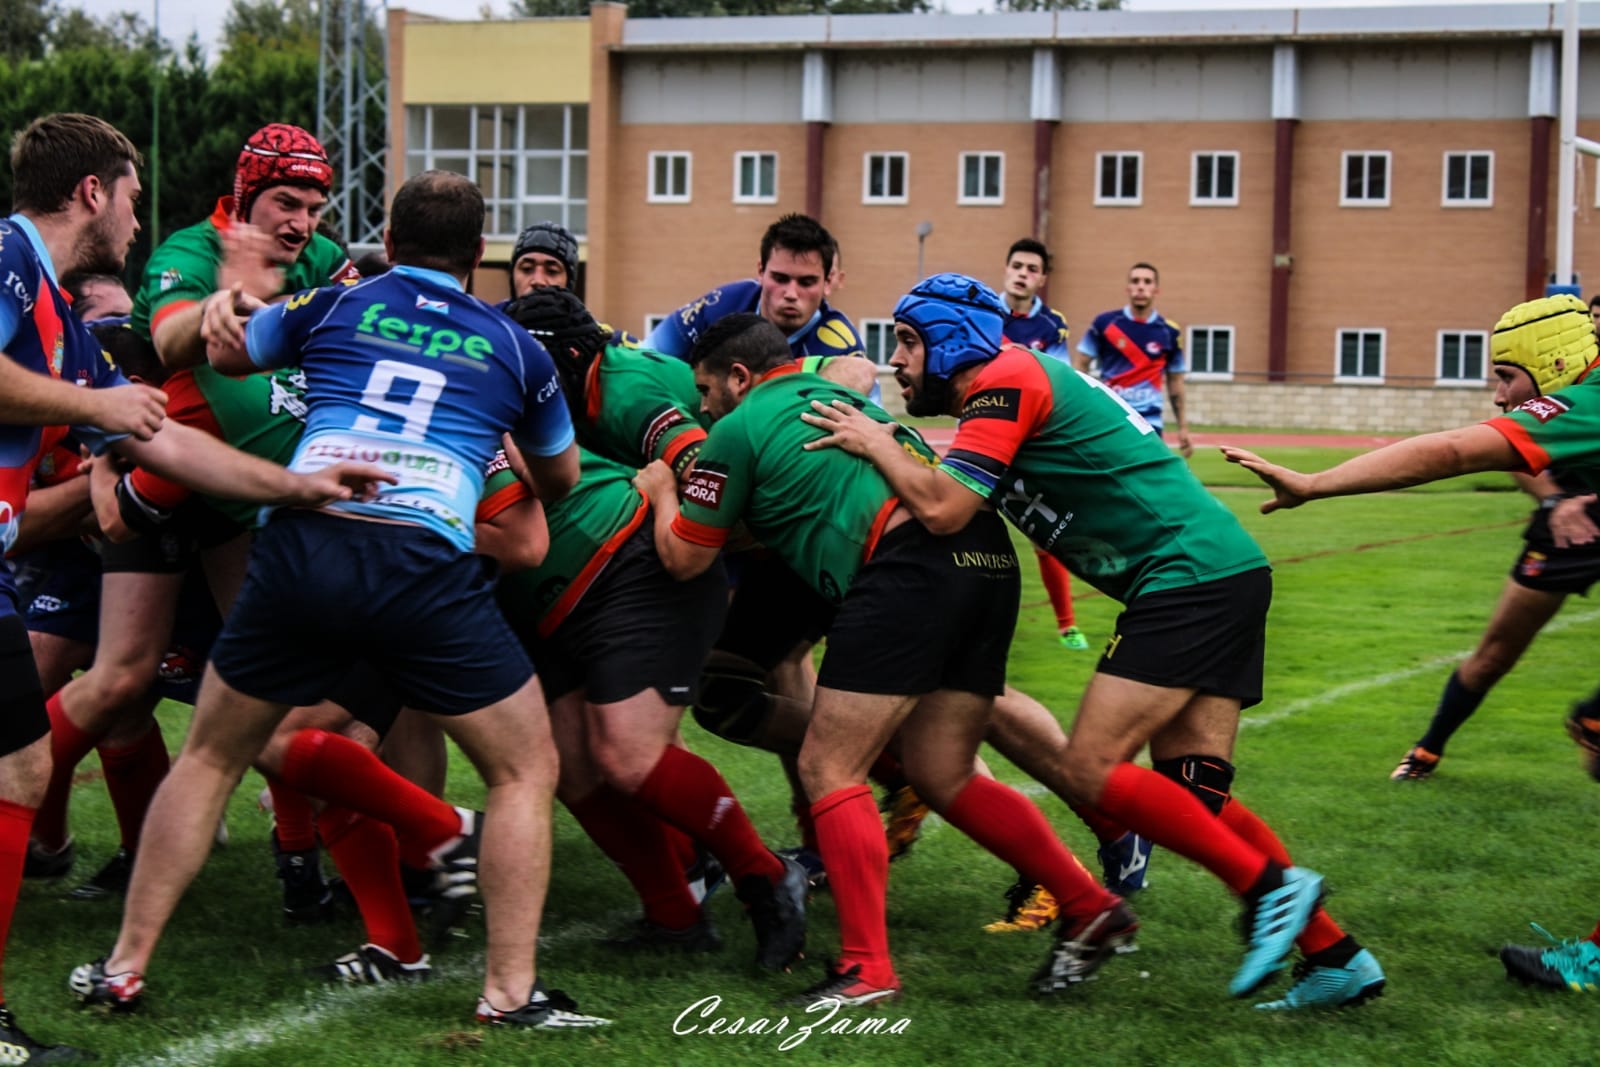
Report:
1241,860,1285,909
1417,670,1487,755
1305,935,1360,969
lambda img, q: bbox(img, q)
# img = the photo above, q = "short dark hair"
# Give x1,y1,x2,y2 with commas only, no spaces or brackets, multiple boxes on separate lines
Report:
760,213,835,277
1006,238,1051,274
93,322,165,385
352,250,391,277
1129,261,1160,283
10,113,141,216
688,313,792,376
387,170,484,276
1589,293,1600,311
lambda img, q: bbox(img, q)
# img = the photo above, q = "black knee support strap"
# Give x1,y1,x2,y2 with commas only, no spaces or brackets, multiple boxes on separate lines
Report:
1153,754,1236,816
691,651,772,747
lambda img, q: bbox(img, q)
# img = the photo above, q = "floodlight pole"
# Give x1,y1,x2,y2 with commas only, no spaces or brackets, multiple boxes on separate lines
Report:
1556,0,1580,288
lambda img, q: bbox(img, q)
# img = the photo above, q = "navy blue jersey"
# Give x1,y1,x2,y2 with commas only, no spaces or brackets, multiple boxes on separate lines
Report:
0,215,129,615
1076,306,1184,425
244,266,574,552
1002,297,1071,363
646,279,864,362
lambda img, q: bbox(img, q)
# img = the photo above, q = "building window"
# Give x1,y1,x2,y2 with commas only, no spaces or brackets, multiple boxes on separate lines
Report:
1095,152,1142,205
863,153,909,204
861,319,897,367
734,151,777,204
1187,326,1234,379
1191,152,1239,206
1442,152,1493,207
403,103,588,239
1437,330,1488,384
649,152,692,203
1336,329,1385,382
1341,151,1390,206
958,152,1004,205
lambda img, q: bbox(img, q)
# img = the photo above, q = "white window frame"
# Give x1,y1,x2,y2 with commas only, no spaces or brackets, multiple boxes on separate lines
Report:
957,152,1005,205
644,314,666,337
1435,329,1490,386
1190,151,1240,207
733,151,778,205
1186,325,1235,381
403,103,589,240
1441,151,1494,208
1094,151,1143,206
1335,328,1386,383
648,151,692,204
863,152,909,205
1340,151,1391,207
861,319,898,368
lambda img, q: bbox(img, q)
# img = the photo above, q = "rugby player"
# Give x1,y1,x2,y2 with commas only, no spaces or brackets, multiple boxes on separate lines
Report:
1075,262,1193,458
67,170,608,1029
805,273,1383,1009
643,313,1130,1008
1224,294,1600,995
506,220,579,299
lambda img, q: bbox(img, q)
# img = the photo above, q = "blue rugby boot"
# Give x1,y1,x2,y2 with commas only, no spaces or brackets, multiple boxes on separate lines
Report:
1230,865,1324,997
1255,945,1386,1010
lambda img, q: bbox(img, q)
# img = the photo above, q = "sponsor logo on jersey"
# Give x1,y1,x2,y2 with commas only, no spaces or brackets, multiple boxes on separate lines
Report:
961,387,1022,422
0,501,17,553
1145,341,1163,355
642,407,688,460
355,303,492,363
683,469,727,510
159,268,181,292
1517,395,1572,423
484,450,511,477
1520,550,1548,577
4,270,35,315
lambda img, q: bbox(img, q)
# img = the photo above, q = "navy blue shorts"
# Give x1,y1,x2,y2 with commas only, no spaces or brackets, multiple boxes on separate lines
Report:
209,511,532,716
0,612,49,757
15,539,100,644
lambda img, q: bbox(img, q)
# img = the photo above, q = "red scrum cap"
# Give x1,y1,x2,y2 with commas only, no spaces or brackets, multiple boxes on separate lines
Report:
233,124,334,222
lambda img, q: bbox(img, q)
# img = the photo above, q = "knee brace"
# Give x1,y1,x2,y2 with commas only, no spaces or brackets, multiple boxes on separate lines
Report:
1153,754,1236,816
691,651,773,747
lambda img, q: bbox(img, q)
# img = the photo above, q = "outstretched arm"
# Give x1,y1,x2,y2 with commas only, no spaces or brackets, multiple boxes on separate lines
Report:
1221,424,1520,513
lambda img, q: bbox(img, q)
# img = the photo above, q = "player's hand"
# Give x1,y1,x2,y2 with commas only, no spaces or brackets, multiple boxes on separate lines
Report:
201,285,267,355
801,398,889,456
633,458,677,501
1220,446,1314,513
292,462,396,506
218,223,286,302
1177,432,1194,459
1550,494,1598,548
90,383,168,440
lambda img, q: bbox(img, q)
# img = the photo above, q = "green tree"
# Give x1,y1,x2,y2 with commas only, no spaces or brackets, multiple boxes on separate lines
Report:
0,0,51,61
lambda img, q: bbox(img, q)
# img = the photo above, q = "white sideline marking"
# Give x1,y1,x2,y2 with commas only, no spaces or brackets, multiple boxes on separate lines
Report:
1241,604,1600,730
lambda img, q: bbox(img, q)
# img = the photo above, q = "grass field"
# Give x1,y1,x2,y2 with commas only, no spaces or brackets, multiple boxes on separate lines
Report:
11,440,1600,1066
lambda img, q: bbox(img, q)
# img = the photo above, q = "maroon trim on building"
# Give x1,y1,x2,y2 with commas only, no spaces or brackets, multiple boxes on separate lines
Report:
1033,119,1055,239
1526,115,1553,301
806,121,826,220
1268,117,1297,382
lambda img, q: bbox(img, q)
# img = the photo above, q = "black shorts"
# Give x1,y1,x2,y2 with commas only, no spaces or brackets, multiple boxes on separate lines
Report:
154,569,225,705
1509,505,1600,595
324,661,406,740
520,524,727,705
210,511,531,716
101,499,245,575
0,613,49,758
15,539,100,644
817,510,1020,697
714,553,837,672
1097,567,1272,708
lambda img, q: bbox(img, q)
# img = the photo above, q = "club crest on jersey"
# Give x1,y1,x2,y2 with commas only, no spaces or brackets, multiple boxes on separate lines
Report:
1145,341,1163,354
683,469,727,510
159,268,181,292
50,334,65,376
1517,395,1572,423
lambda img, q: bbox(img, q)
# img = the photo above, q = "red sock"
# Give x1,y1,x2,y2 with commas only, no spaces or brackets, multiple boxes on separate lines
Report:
279,730,461,870
568,787,701,930
35,692,99,850
1067,801,1127,845
812,786,895,986
316,807,422,964
663,825,698,872
1095,762,1267,894
1037,552,1076,630
96,722,170,852
1220,798,1345,955
944,776,1116,918
0,798,36,1001
266,777,318,853
1587,918,1600,947
633,746,781,884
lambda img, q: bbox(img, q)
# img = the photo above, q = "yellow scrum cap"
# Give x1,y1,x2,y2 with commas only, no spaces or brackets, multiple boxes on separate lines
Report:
1491,294,1599,396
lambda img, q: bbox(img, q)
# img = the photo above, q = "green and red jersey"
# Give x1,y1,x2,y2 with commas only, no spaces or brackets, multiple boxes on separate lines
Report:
578,342,706,477
671,364,936,604
1487,374,1600,492
939,346,1265,603
494,448,649,636
131,197,357,343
